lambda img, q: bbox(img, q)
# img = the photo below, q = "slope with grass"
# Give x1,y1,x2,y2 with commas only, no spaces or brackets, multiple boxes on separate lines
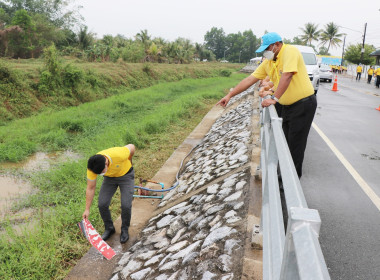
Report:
0,58,243,123
0,72,248,279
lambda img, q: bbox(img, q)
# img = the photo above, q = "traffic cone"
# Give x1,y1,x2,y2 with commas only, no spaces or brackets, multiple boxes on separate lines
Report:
376,105,380,111
332,75,338,92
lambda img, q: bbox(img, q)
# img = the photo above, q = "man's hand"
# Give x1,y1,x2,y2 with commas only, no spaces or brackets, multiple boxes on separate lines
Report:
261,98,276,107
259,90,272,98
216,96,230,107
82,209,90,220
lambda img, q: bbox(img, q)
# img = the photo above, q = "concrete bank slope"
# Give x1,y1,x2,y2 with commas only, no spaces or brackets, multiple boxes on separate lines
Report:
109,86,262,280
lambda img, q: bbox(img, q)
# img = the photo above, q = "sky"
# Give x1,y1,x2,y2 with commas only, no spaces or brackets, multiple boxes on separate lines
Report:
77,0,380,57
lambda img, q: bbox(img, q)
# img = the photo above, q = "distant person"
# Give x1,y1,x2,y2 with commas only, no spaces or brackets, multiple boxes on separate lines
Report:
374,67,380,88
83,144,135,243
356,64,362,81
217,32,316,178
367,66,374,84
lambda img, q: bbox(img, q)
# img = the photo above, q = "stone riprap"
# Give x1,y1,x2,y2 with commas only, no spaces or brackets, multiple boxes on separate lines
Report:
110,87,257,280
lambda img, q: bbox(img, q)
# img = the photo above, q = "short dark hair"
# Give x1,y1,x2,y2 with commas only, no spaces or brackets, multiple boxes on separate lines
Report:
87,154,106,174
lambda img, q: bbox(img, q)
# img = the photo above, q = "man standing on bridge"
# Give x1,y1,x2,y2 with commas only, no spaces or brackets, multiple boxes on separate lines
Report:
217,32,316,178
83,144,135,243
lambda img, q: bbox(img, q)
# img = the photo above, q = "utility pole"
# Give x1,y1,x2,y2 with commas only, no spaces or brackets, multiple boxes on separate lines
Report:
360,23,367,64
341,36,346,66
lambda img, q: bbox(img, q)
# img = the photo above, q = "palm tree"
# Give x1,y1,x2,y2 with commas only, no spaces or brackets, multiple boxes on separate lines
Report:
135,29,151,53
78,26,94,50
299,23,320,46
319,22,344,52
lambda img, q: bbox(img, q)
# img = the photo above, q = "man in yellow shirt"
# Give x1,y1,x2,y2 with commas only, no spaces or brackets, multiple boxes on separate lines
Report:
83,144,135,243
367,66,374,84
375,67,380,88
217,32,316,178
356,64,363,81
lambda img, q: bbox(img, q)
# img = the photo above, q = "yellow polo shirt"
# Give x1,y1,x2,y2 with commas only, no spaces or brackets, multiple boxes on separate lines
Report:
375,68,380,76
356,66,362,73
368,68,374,75
87,146,132,181
252,44,314,105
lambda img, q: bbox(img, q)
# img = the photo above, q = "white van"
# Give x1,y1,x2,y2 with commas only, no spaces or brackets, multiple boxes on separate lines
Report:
293,45,320,94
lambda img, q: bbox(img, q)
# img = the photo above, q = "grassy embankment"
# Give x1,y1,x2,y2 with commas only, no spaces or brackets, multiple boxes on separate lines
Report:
0,57,243,124
0,60,248,279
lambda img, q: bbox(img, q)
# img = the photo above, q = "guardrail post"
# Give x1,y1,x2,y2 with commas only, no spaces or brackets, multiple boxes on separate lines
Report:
280,207,330,280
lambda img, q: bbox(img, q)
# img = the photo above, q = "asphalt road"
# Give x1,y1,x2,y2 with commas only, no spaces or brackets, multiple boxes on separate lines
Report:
301,75,380,280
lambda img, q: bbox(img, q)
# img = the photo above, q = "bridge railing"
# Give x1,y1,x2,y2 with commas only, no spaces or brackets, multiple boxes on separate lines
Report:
258,96,331,280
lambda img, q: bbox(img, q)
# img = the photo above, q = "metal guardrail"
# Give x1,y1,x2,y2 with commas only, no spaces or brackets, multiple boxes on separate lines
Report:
258,96,331,280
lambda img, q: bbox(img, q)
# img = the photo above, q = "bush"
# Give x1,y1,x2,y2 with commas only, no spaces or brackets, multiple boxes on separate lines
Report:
62,64,84,89
125,130,148,149
38,129,70,150
43,44,61,76
0,63,18,84
0,139,36,162
142,63,152,75
219,69,232,77
38,70,56,94
58,120,84,133
85,70,100,88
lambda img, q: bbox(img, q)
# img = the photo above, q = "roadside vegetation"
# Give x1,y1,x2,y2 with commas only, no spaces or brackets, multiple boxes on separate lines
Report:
0,72,248,279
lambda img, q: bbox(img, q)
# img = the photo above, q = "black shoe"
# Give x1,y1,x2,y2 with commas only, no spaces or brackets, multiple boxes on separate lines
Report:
101,227,115,241
120,229,129,244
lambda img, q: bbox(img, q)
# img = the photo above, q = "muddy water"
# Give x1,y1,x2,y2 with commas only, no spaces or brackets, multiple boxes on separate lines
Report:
0,176,32,215
0,150,82,216
1,150,82,172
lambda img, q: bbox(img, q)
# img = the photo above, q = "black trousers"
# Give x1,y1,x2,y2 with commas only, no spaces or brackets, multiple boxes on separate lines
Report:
356,72,361,80
281,95,317,178
368,75,372,84
376,76,380,88
98,168,135,230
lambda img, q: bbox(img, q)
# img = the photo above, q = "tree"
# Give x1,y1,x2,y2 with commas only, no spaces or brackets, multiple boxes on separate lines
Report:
204,27,226,60
0,25,23,56
77,26,94,50
241,30,259,62
194,43,215,62
283,36,304,45
344,43,375,65
299,23,320,46
319,22,344,52
0,0,83,28
9,9,35,58
135,29,151,54
0,7,10,27
318,46,330,56
121,41,145,63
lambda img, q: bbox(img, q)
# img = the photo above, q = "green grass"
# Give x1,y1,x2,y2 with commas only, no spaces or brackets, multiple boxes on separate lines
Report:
0,58,244,123
0,72,247,279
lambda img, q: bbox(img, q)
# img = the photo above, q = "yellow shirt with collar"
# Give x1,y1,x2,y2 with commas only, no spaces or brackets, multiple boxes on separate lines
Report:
373,68,380,75
356,66,362,73
87,146,132,181
368,68,374,75
252,44,314,105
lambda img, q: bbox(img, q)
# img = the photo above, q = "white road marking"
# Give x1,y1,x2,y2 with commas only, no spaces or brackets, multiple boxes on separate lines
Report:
312,122,380,212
